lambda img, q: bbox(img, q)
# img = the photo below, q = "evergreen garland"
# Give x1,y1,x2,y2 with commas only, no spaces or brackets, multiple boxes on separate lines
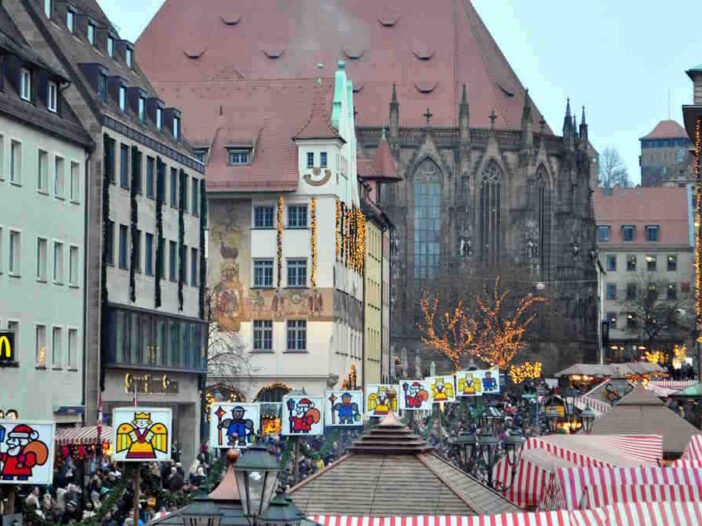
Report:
178,169,186,311
198,178,207,320
155,158,165,308
100,134,112,391
129,146,140,303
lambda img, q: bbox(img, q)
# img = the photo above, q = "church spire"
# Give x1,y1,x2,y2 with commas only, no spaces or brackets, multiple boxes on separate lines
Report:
389,82,400,146
459,84,470,144
562,98,573,137
579,106,588,141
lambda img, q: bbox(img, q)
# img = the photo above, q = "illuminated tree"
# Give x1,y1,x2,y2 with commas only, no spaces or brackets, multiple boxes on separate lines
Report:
418,293,476,369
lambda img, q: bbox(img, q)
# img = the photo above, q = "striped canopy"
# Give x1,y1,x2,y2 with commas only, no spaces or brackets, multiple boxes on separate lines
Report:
55,425,113,446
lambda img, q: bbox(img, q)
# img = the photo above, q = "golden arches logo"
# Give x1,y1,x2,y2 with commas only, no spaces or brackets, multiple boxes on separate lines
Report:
0,335,12,359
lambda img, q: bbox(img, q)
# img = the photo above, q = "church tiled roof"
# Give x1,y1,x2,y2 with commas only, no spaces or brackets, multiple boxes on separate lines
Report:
357,130,400,182
136,0,549,131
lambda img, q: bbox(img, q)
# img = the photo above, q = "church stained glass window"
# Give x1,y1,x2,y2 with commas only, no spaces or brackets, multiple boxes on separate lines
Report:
480,161,501,265
413,160,442,286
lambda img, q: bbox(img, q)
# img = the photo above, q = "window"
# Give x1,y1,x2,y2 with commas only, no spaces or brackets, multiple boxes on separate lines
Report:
105,136,115,183
606,312,617,328
606,283,616,300
35,325,46,367
254,206,275,228
193,148,207,163
287,259,307,288
646,255,657,271
156,107,163,131
320,151,327,168
10,141,21,184
98,72,107,103
622,225,635,242
415,159,443,283
597,226,610,242
20,68,31,101
69,246,78,286
0,134,4,181
287,320,307,351
191,178,199,216
107,35,114,57
70,162,80,202
37,150,48,192
626,313,637,329
53,241,64,283
133,229,141,273
253,260,274,288
54,156,64,197
145,233,154,275
169,241,177,281
626,283,637,300
144,157,154,199
119,225,128,269
87,22,95,45
626,255,636,271
66,8,74,32
253,320,273,351
173,116,180,139
120,144,129,188
36,238,47,281
138,96,145,122
44,0,52,17
667,255,677,271
133,150,142,194
9,230,20,276
67,329,77,370
52,327,62,368
306,152,314,169
119,85,127,111
47,81,57,112
646,225,659,242
229,149,250,165
668,283,678,300
125,47,133,68
105,220,114,265
606,254,616,272
182,173,188,211
287,205,308,228
190,247,198,286
170,168,178,207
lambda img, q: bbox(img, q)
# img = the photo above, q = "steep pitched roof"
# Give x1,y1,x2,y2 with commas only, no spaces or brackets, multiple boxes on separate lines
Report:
640,120,690,140
294,85,342,141
136,0,549,130
358,130,400,182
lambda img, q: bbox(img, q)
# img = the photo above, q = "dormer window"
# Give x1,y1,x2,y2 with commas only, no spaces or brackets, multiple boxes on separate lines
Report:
138,96,145,122
125,47,133,68
194,148,208,163
47,81,57,112
173,115,180,139
87,21,96,46
228,148,251,166
107,35,115,58
97,71,108,103
66,8,74,32
119,85,126,111
20,68,31,101
44,0,52,18
156,107,162,130
306,152,314,169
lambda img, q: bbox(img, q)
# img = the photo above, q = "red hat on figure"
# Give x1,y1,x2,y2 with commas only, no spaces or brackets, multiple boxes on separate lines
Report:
298,398,313,408
10,424,39,440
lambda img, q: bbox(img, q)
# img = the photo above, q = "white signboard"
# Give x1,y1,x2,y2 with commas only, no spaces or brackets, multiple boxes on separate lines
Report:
325,391,363,427
281,396,323,436
0,420,55,485
112,407,172,462
398,380,432,411
426,375,456,403
209,403,260,448
456,368,501,397
366,385,399,417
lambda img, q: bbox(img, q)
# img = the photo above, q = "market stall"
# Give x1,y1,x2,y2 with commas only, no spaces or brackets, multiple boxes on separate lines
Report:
55,425,113,461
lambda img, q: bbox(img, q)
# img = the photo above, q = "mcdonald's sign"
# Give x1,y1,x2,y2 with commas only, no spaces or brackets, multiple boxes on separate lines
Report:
0,331,15,365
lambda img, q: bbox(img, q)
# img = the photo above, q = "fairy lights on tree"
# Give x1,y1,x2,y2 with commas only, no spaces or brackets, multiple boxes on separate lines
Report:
418,294,475,369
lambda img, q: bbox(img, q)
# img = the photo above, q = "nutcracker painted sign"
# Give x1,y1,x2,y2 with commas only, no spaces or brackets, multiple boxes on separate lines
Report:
281,396,323,436
426,375,456,403
325,391,363,427
0,420,54,485
456,368,501,397
398,380,431,411
113,407,172,462
209,403,260,448
366,385,398,417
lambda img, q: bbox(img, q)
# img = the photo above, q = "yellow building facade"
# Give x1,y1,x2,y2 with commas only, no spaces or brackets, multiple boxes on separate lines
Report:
363,221,383,385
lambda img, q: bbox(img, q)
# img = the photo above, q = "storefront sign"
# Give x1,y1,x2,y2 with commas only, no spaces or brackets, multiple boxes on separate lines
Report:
0,420,55,485
124,373,179,395
0,332,16,366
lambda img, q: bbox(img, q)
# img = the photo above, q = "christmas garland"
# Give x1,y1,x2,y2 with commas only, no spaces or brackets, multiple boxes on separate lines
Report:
178,170,186,311
100,134,112,391
129,146,140,303
277,196,284,288
334,200,366,275
695,117,702,327
203,455,226,493
155,158,165,308
199,178,207,319
335,199,340,261
311,197,317,287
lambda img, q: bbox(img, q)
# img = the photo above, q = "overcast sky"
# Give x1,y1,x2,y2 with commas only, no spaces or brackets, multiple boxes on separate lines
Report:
98,0,702,185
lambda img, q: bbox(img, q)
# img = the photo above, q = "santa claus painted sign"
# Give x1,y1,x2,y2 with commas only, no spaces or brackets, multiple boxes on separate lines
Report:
281,396,323,436
0,420,55,485
455,368,501,397
325,391,363,427
209,403,260,448
398,380,431,411
426,375,456,403
112,407,172,462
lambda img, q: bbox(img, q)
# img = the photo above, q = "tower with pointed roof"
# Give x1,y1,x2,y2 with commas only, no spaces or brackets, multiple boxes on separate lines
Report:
639,120,694,187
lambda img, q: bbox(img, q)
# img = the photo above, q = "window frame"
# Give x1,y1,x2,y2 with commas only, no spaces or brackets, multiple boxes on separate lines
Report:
37,149,49,193
70,161,80,203
667,255,677,272
146,156,155,199
53,240,64,284
145,232,154,276
320,151,328,169
621,225,635,242
306,152,314,169
20,68,31,102
51,326,62,369
646,255,657,272
118,224,129,270
228,148,251,166
605,283,617,301
107,35,115,58
253,205,275,229
156,107,163,130
646,225,660,242
287,204,308,229
97,72,108,103
35,324,47,368
169,240,177,281
253,320,273,352
47,80,58,112
190,247,198,286
138,96,146,122
253,259,274,288
125,47,133,68
36,237,48,282
120,144,129,189
286,258,307,288
626,283,637,301
605,254,616,272
286,320,307,352
66,8,75,32
667,283,678,300
626,255,637,271
10,140,21,185
54,155,65,198
68,245,79,286
119,85,127,112
9,230,21,276
87,21,96,45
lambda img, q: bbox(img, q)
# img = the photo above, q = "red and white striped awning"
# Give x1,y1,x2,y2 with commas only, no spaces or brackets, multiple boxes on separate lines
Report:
310,513,571,526
583,484,702,509
676,434,702,463
55,425,113,446
645,380,698,397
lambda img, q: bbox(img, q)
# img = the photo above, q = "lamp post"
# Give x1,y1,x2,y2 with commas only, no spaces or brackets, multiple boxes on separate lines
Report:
234,446,281,526
545,408,560,433
181,495,223,526
580,405,596,435
452,432,477,472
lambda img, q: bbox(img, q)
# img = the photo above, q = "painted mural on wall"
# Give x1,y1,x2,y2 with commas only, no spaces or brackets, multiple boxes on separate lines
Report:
282,396,323,436
0,420,54,485
113,408,172,462
456,368,501,397
325,391,363,427
209,403,260,448
398,380,431,411
426,375,456,403
366,385,398,417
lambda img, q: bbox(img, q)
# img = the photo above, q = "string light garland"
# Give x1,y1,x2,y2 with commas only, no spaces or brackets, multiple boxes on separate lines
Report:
335,199,340,261
334,199,366,275
509,361,542,384
644,350,664,365
311,197,317,287
277,196,283,288
695,117,702,328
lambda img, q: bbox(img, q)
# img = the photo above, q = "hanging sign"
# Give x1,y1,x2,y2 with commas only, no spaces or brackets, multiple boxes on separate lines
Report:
113,407,172,462
325,391,363,427
0,420,55,485
209,403,260,448
456,368,501,397
366,384,399,417
398,380,431,411
0,332,16,366
260,403,282,437
281,396,323,436
426,375,456,403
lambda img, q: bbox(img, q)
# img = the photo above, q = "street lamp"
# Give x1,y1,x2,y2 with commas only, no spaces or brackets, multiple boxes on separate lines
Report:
545,408,560,433
477,434,499,487
580,405,596,435
563,388,580,416
480,408,499,435
452,432,477,471
258,492,306,526
234,446,281,525
504,428,526,467
181,495,223,526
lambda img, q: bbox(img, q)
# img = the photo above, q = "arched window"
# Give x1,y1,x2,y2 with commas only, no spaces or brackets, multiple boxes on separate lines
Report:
413,159,442,287
480,161,501,265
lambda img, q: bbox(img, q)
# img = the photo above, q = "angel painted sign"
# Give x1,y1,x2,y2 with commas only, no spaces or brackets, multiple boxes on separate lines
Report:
0,420,54,485
113,407,172,462
366,385,398,417
282,396,323,436
426,375,456,403
210,403,260,448
398,380,431,411
456,368,501,397
325,391,363,427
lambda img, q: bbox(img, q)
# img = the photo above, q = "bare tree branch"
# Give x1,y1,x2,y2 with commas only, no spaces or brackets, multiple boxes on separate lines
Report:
599,147,632,188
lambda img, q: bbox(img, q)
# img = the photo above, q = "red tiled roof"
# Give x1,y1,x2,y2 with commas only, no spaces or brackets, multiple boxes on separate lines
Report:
593,187,690,247
154,78,335,192
136,0,549,131
358,131,400,181
640,120,689,140
294,84,342,141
